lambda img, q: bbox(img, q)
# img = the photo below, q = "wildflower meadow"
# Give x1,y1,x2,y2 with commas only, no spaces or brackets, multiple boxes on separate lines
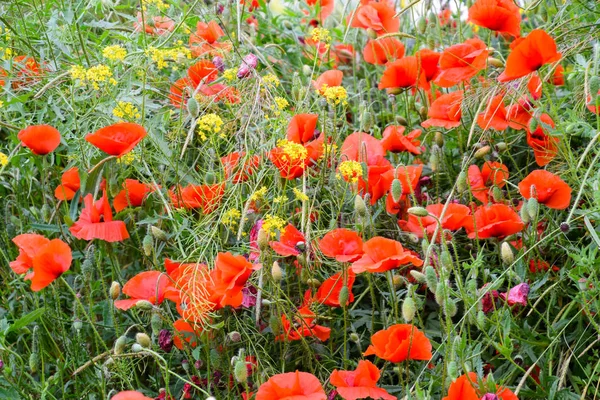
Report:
1,0,600,398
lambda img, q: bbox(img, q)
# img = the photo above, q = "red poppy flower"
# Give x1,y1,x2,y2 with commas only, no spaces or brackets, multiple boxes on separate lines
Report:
313,70,343,93
0,67,7,88
307,0,334,21
588,90,600,114
287,113,319,144
221,151,261,183
11,56,43,89
70,191,130,242
467,0,521,38
416,48,441,86
552,64,564,85
318,228,364,262
348,1,399,36
468,161,509,204
464,204,524,239
357,157,393,204
363,37,405,65
351,237,423,274
316,270,356,307
506,97,533,130
187,60,219,86
477,95,509,131
165,259,214,322
134,13,175,35
169,183,225,213
269,146,308,180
209,252,256,309
341,131,386,165
526,113,558,166
86,123,147,157
434,39,488,88
111,391,154,400
378,56,426,91
54,167,81,201
383,164,424,209
256,371,327,400
190,21,225,45
270,224,306,256
173,319,203,350
331,44,356,66
381,126,422,154
330,360,396,400
114,271,171,310
276,305,331,342
199,82,241,104
498,29,561,82
364,324,432,362
10,233,72,291
421,91,463,129
169,77,195,108
527,73,542,100
18,125,61,155
529,259,559,273
443,372,519,400
113,179,154,212
399,203,471,239
518,170,571,209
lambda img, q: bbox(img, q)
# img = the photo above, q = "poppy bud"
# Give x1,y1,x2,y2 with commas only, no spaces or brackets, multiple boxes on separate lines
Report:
492,186,503,202
187,97,200,118
361,110,374,131
427,37,435,49
407,206,429,217
528,118,538,132
500,242,514,265
487,57,504,68
527,198,539,220
306,278,321,287
63,215,74,226
349,332,360,343
131,343,144,353
135,332,151,348
417,105,428,120
409,270,426,283
429,148,439,172
390,178,403,203
271,261,283,282
425,265,438,294
302,65,312,76
417,16,427,34
41,204,51,222
395,116,408,126
269,314,281,336
109,281,121,300
402,296,416,322
434,279,446,306
72,319,83,331
29,352,39,373
151,311,162,335
366,28,378,39
142,234,153,256
434,131,444,147
456,171,467,193
421,238,429,256
151,226,168,241
474,145,491,159
444,298,457,317
338,286,350,307
590,76,600,99
114,335,127,355
519,203,531,224
257,228,269,251
495,142,507,152
135,300,154,311
447,360,458,380
234,358,248,383
354,194,367,217
440,250,453,269
477,310,486,328
560,222,570,233
228,331,242,343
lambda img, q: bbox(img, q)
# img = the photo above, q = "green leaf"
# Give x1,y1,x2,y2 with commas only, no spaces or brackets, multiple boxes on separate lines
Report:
6,308,45,334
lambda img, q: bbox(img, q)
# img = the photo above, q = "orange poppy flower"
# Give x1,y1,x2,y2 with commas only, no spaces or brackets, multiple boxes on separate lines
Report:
86,122,146,157
70,191,130,242
318,228,364,262
518,170,571,209
434,39,488,88
421,91,463,129
11,56,43,89
331,44,356,66
477,95,509,131
526,113,558,166
307,0,335,21
313,70,343,93
276,305,331,342
169,183,225,213
221,151,261,183
351,237,423,273
506,97,533,130
356,158,393,204
164,259,214,322
111,391,154,400
10,233,72,291
364,324,432,362
133,13,175,35
383,164,424,209
190,20,225,45
0,67,7,88
256,371,327,400
416,48,441,88
199,82,241,104
340,131,386,165
173,319,203,350
467,0,521,38
348,1,399,36
287,113,319,144
552,64,564,86
54,167,81,201
443,372,519,400
18,125,61,155
209,252,256,309
113,179,154,212
398,203,471,240
381,126,422,154
527,73,542,100
169,77,195,108
363,37,405,65
316,270,356,307
270,224,306,257
187,60,219,86
464,204,524,239
587,90,600,114
269,146,308,180
498,29,561,82
468,161,509,204
330,360,396,400
378,56,426,91
114,271,172,310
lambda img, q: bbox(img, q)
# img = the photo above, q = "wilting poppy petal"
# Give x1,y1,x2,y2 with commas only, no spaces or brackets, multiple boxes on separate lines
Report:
70,193,130,242
287,114,319,144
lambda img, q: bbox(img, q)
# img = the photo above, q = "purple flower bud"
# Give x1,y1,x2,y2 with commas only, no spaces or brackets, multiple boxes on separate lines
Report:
213,56,225,72
237,54,258,79
481,394,499,400
241,284,257,308
327,390,338,400
506,283,530,307
158,329,173,353
480,284,500,314
0,360,4,370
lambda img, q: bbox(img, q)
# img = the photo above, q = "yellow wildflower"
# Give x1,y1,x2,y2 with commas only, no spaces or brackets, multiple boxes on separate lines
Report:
276,139,308,162
223,68,238,82
311,27,331,44
263,73,280,88
103,45,127,61
113,101,141,121
196,114,224,141
337,160,363,183
146,46,191,69
250,186,268,201
222,208,242,228
262,215,286,238
0,152,8,167
116,152,138,165
273,195,288,204
142,0,169,11
321,85,348,105
293,187,309,202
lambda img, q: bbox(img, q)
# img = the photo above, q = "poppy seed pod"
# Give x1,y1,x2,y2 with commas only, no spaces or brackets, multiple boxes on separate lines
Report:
142,234,153,256
527,197,539,220
419,106,428,121
402,296,416,322
560,222,570,233
425,265,438,293
391,178,403,203
135,333,151,348
234,359,248,383
109,281,121,300
407,206,429,217
474,145,491,159
114,336,127,355
410,270,426,283
151,226,168,241
271,261,283,282
187,96,200,118
228,331,242,343
354,194,367,217
257,228,269,251
306,278,321,287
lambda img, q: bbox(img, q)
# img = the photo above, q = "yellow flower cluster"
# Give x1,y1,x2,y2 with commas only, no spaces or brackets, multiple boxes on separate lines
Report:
321,142,338,159
70,64,117,90
0,100,3,108
146,46,191,69
293,187,309,202
321,85,348,105
250,186,268,201
263,73,280,88
222,208,242,228
337,160,363,183
0,26,11,60
262,214,286,238
223,68,238,82
311,27,331,44
113,101,141,121
276,139,307,162
270,96,289,117
0,152,8,167
196,113,224,141
117,152,138,165
103,45,127,61
142,0,169,11
273,195,288,204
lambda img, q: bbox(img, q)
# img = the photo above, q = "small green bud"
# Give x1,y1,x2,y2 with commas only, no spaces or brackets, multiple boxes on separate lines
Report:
477,310,486,328
114,336,127,355
187,97,199,118
135,333,151,348
447,360,458,380
500,242,514,265
487,57,504,68
367,28,378,39
527,197,539,220
417,16,427,34
589,76,600,99
395,116,408,126
109,281,121,300
131,343,144,353
354,194,367,217
402,296,416,322
496,142,507,152
407,206,429,217
528,118,538,132
349,332,360,343
257,228,269,251
29,353,39,373
269,314,281,336
234,359,248,383
519,203,531,224
361,110,374,131
135,300,154,311
338,286,350,307
440,250,453,268
457,171,468,193
271,261,283,282
474,145,491,159
429,148,439,172
151,226,168,241
151,312,162,335
204,172,216,185
425,265,438,294
409,270,427,283
142,234,153,257
434,131,444,147
391,179,403,203
72,319,83,331
492,186,503,202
